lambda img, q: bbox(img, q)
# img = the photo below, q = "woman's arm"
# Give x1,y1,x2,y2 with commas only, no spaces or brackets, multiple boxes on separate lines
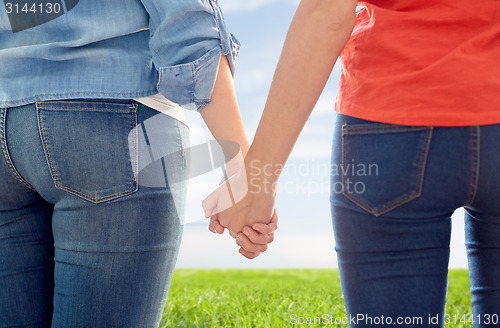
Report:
201,56,249,175
248,0,357,177
201,55,276,257
206,0,358,237
200,55,248,234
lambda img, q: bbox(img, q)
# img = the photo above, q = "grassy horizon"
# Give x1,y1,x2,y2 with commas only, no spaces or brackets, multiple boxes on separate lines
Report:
160,269,472,327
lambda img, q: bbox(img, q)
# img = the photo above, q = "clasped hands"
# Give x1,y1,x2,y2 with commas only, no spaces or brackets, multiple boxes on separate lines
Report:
202,158,278,259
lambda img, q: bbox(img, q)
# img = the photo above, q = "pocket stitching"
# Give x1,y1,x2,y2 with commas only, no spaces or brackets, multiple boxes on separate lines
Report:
52,180,138,204
343,125,429,135
341,125,434,216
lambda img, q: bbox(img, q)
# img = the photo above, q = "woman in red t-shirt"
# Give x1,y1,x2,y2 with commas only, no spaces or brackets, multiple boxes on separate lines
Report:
205,0,500,326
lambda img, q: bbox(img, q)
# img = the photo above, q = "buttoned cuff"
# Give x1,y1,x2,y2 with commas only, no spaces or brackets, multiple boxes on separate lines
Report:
156,0,240,111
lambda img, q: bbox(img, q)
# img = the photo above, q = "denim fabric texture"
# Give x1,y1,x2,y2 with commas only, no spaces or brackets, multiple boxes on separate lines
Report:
0,0,239,110
331,114,500,328
0,99,189,327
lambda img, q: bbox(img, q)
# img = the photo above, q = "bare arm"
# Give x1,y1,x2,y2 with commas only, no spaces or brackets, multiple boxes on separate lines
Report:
247,0,357,181
201,55,250,172
205,0,358,237
201,55,276,257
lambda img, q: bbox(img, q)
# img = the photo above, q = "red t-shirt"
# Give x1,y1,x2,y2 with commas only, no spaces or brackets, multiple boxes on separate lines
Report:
335,0,500,126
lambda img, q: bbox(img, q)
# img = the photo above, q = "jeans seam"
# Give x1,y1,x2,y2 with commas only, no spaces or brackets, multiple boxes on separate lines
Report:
341,125,434,216
38,107,135,113
465,126,480,206
343,125,429,135
35,102,139,203
175,120,186,162
0,108,37,191
129,103,139,191
37,99,139,112
54,244,178,253
51,180,138,204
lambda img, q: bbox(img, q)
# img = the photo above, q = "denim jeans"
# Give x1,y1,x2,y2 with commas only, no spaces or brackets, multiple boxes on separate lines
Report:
0,99,189,327
331,114,500,328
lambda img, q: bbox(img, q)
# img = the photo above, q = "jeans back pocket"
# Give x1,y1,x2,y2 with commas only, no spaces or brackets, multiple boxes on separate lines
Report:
36,100,138,203
340,124,433,216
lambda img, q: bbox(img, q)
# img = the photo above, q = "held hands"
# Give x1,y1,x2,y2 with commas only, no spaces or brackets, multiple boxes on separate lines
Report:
202,162,278,259
209,209,278,259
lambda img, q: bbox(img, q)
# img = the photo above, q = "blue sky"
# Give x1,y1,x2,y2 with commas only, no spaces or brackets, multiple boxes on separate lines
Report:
175,0,468,268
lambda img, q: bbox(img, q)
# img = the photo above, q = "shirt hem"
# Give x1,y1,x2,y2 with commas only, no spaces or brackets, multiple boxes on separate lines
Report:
0,89,159,108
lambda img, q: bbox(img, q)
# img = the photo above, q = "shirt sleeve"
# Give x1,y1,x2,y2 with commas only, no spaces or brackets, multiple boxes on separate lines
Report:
138,0,240,111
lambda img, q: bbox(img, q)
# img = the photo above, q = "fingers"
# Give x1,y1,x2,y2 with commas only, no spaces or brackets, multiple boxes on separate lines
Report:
238,247,263,259
206,205,278,259
252,223,275,235
252,208,278,234
241,227,274,245
208,214,225,234
237,208,278,258
236,233,268,253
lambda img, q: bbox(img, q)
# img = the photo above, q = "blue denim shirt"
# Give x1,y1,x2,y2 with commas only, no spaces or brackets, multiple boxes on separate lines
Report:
0,0,239,110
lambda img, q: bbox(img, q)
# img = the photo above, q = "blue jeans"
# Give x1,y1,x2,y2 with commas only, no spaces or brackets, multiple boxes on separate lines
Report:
0,99,189,327
331,114,500,328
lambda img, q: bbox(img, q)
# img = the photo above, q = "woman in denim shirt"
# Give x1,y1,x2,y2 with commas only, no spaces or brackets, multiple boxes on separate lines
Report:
0,1,274,327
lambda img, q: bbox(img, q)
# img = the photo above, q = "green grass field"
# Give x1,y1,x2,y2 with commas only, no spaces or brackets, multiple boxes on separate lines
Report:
160,269,472,328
